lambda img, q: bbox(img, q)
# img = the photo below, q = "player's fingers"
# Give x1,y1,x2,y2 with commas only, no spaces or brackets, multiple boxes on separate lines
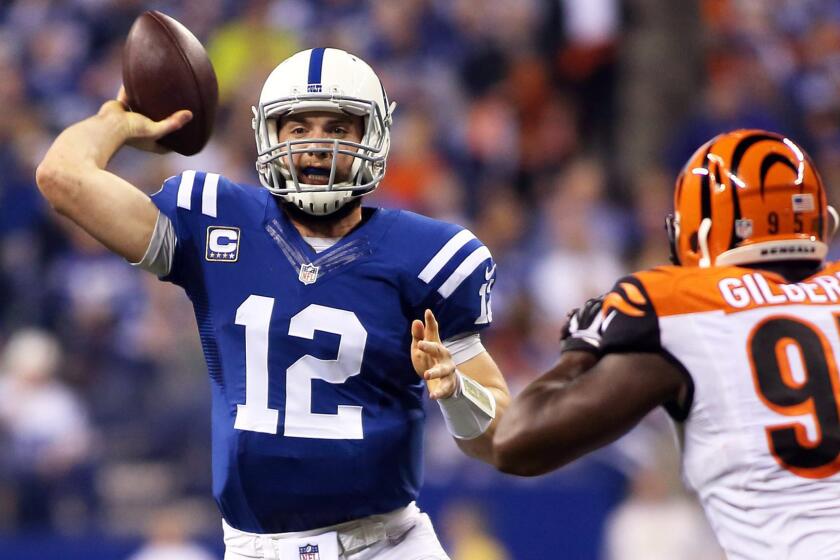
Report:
163,109,193,131
424,365,443,380
141,110,192,139
411,319,425,343
418,340,446,358
98,99,128,116
117,85,130,107
560,314,576,340
429,377,457,400
425,375,440,393
424,309,441,342
424,363,455,380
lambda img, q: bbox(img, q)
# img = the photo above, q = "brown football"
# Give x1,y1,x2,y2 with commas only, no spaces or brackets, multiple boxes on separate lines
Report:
122,10,218,156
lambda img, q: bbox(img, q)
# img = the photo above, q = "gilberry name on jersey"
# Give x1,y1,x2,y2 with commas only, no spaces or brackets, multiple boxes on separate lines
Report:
719,272,840,308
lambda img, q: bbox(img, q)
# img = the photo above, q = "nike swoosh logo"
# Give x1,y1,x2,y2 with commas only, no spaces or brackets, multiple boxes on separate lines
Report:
485,263,497,281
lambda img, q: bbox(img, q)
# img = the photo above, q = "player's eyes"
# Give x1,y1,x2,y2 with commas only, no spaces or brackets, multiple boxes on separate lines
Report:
290,127,307,135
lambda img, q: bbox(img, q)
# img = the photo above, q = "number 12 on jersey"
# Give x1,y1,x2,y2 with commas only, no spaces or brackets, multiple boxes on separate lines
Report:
233,295,367,440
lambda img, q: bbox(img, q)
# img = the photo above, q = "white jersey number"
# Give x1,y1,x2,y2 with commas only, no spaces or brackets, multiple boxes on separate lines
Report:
233,295,366,439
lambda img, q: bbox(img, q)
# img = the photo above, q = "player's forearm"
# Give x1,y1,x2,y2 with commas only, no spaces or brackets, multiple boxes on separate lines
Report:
36,111,130,208
36,111,158,262
492,351,599,475
493,382,602,475
494,352,675,476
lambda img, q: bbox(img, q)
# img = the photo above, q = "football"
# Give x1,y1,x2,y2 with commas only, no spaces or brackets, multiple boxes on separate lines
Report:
122,10,218,156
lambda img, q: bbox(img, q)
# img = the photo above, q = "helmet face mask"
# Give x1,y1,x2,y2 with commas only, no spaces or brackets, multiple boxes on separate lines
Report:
668,129,835,269
252,48,394,216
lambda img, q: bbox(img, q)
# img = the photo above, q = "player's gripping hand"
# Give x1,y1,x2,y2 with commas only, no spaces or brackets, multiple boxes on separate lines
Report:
560,296,605,355
411,309,458,400
97,86,192,154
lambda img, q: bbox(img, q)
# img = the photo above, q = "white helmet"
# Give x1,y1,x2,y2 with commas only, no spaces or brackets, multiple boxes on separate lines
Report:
252,47,395,215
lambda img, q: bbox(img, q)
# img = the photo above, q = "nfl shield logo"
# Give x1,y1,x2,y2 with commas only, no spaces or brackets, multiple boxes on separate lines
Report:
735,218,753,239
299,544,320,560
299,263,320,285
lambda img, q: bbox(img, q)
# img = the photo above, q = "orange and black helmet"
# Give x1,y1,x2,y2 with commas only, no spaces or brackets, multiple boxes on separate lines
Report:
667,129,837,267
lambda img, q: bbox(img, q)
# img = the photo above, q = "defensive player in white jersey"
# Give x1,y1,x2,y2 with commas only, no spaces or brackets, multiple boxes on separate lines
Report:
492,130,840,559
35,47,510,560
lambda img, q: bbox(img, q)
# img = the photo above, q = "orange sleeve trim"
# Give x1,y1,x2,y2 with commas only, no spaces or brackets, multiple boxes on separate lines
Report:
620,281,648,306
603,291,646,317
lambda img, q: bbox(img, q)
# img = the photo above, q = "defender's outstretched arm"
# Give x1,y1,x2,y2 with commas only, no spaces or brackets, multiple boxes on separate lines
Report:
493,351,685,476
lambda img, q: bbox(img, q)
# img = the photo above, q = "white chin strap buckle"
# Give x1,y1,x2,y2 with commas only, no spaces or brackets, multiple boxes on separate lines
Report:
697,218,713,268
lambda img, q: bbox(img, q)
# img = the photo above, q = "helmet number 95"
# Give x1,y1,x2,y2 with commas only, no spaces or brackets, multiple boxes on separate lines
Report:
767,212,804,235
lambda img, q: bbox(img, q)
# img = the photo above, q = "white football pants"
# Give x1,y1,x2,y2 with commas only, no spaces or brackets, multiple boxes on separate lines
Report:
222,502,450,560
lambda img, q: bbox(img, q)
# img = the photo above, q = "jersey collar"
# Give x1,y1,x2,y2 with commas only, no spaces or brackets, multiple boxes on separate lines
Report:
262,201,396,285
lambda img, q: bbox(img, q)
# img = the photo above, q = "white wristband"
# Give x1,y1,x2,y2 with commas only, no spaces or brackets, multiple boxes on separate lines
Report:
437,371,496,440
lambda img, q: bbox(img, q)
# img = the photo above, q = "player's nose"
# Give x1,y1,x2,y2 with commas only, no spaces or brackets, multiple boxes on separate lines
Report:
301,135,334,159
300,147,331,163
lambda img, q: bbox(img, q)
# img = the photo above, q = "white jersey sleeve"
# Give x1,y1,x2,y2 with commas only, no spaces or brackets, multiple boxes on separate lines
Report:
130,211,176,277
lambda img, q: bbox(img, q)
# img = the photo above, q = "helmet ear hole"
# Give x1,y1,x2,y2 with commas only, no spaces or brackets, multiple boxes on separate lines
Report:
689,232,699,253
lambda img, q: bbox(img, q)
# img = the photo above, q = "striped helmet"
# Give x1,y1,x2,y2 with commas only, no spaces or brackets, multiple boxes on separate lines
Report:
667,130,837,267
252,48,394,215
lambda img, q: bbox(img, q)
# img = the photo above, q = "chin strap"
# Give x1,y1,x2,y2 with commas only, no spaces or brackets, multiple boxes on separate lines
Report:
697,218,713,268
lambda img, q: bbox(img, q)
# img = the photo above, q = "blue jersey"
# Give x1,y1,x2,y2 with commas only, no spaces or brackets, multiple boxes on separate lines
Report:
152,171,496,533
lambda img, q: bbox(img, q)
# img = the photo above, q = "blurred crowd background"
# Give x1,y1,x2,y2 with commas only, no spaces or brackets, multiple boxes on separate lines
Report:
1,0,839,558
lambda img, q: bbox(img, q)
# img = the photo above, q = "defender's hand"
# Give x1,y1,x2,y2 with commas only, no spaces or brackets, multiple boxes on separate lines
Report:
97,86,192,154
411,309,458,400
560,296,605,355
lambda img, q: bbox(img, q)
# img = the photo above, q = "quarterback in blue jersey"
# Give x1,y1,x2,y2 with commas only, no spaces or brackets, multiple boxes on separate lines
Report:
36,47,510,559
